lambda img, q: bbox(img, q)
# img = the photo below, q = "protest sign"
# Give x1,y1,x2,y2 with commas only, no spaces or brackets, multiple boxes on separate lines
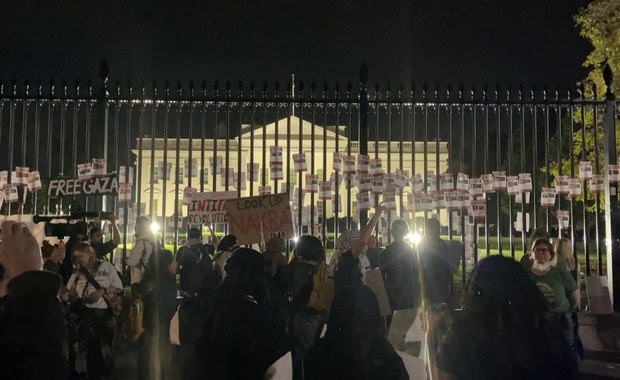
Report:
188,191,236,224
224,193,294,245
364,268,392,317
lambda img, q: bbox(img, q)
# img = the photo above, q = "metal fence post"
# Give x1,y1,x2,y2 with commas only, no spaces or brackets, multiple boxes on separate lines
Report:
96,61,110,212
359,63,369,227
602,63,618,310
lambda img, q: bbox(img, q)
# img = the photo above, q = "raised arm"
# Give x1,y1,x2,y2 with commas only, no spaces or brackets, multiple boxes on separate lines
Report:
208,224,220,246
351,205,386,257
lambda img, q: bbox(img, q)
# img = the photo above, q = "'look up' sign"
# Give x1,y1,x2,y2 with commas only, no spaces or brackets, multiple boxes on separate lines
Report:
224,193,294,245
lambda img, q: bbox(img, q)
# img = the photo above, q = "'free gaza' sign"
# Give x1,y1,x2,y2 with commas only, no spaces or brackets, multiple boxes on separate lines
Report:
224,193,294,245
48,174,118,197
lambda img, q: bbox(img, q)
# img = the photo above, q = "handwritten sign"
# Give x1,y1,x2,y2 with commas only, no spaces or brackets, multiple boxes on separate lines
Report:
188,191,236,224
48,174,118,197
224,193,294,245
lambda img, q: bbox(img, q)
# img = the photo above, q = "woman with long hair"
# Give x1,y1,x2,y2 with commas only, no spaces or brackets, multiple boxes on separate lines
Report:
433,255,578,380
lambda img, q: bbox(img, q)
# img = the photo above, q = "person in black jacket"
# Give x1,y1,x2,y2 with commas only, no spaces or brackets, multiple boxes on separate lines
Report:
0,221,67,380
379,219,420,350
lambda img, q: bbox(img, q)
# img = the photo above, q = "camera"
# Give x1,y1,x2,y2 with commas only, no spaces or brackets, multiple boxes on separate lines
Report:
33,211,114,239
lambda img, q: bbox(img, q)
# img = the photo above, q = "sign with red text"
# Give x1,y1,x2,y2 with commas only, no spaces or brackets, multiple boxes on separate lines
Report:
188,191,237,224
224,193,294,245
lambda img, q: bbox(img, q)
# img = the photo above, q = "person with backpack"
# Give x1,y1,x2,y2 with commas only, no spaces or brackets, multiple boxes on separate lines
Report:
282,235,332,377
127,216,156,286
175,227,220,298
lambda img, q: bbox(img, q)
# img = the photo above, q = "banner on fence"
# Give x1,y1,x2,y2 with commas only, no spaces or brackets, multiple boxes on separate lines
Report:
224,193,294,245
188,191,236,224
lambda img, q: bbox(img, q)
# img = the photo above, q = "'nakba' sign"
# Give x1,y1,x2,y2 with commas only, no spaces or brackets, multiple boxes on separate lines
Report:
48,174,118,197
188,191,236,224
224,193,294,245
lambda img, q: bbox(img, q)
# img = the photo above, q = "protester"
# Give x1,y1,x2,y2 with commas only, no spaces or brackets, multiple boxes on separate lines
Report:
175,227,220,297
262,236,287,277
418,218,453,306
330,205,387,289
380,219,420,348
89,214,121,260
189,248,291,380
365,234,381,269
60,220,89,283
433,255,578,379
127,216,157,285
138,248,179,380
528,237,580,360
520,227,550,270
67,242,123,379
0,221,67,379
282,235,331,376
213,234,238,279
304,284,408,380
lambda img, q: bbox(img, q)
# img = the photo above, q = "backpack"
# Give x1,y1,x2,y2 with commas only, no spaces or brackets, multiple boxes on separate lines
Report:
306,263,335,312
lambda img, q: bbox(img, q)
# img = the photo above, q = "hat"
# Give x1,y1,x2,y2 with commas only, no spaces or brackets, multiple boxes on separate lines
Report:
531,238,555,258
89,225,102,236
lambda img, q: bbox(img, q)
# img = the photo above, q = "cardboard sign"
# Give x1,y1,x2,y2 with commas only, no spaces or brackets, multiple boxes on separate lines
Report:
555,175,569,195
48,174,119,197
589,174,605,193
333,152,342,172
607,164,620,183
183,187,196,205
357,154,370,174
92,158,106,176
293,153,307,172
247,163,260,182
270,146,283,165
540,187,556,207
357,191,370,211
456,173,469,191
225,193,294,245
440,173,454,191
579,161,593,181
119,183,132,203
568,178,582,197
259,186,271,195
188,191,237,224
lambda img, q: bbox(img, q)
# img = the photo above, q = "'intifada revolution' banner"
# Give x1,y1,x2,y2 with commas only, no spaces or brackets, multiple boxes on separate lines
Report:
188,191,237,224
224,193,294,245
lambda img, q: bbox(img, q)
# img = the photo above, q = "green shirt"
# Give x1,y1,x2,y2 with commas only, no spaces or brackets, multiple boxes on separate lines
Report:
529,266,577,313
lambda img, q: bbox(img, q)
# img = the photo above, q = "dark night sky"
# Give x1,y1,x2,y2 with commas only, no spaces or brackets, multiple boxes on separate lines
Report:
1,0,592,89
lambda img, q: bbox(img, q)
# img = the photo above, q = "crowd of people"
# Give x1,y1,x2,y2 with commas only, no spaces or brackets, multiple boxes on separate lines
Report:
0,207,588,379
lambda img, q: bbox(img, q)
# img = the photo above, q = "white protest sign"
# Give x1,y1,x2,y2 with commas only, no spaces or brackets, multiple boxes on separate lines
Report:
119,166,134,184
372,178,384,194
470,199,486,219
343,155,356,176
469,178,483,196
540,187,556,207
507,176,520,195
27,171,42,191
412,174,424,193
119,183,132,203
384,173,397,192
6,184,18,203
185,159,198,178
482,174,495,193
270,164,283,180
555,175,569,195
319,181,331,200
293,153,307,172
370,158,383,176
589,174,605,193
270,146,283,165
188,191,237,224
14,167,29,185
259,186,271,195
330,172,343,190
440,173,454,191
579,161,593,180
357,191,370,211
233,172,247,191
306,174,318,193
92,158,106,176
357,154,369,174
220,168,234,186
225,193,294,245
428,175,438,192
456,173,469,191
357,173,371,192
518,173,533,192
445,192,460,210
607,164,620,183
459,191,471,209
514,212,530,232
394,170,407,189
209,156,223,174
0,171,7,189
492,171,507,190
183,187,196,205
384,191,397,210
432,192,445,209
568,178,582,197
77,163,93,181
557,210,570,229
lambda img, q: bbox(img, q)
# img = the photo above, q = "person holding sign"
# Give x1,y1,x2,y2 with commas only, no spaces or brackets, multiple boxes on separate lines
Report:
89,214,121,260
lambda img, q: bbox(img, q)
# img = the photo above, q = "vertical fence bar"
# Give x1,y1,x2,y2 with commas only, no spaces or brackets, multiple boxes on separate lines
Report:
237,83,243,199
359,64,369,229
297,83,304,236
32,82,42,214
334,83,340,243
579,85,590,275
568,88,577,262
321,84,328,246
483,86,490,256
346,83,352,231
447,85,454,240
310,83,316,236
161,82,170,245
519,86,527,256
531,87,538,232
399,85,405,221
495,86,503,255
173,82,182,253
507,87,515,257
136,83,146,219
592,83,603,275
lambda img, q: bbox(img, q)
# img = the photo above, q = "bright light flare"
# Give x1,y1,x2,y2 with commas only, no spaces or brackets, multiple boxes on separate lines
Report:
407,232,422,245
150,222,160,233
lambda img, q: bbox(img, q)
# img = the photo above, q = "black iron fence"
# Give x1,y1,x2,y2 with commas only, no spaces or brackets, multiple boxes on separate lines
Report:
0,62,618,291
